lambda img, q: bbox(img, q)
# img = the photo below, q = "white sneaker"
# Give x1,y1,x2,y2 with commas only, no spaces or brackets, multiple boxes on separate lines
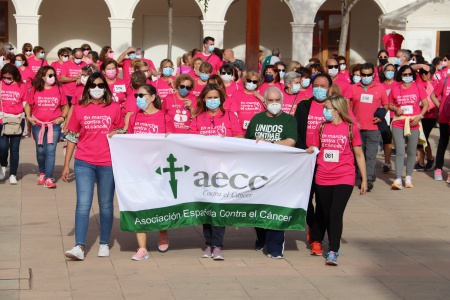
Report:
0,166,5,181
9,175,17,185
65,246,84,260
391,178,403,190
405,176,413,188
98,244,110,257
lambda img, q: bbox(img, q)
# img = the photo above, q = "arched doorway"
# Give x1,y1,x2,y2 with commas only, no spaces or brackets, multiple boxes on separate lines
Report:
314,0,383,64
132,0,203,69
224,0,293,69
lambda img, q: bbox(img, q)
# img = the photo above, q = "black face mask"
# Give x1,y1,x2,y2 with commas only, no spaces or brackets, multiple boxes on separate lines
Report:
379,58,388,65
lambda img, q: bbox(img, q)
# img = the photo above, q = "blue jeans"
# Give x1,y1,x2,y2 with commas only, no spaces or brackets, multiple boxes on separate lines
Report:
31,124,61,179
0,120,25,176
74,159,115,247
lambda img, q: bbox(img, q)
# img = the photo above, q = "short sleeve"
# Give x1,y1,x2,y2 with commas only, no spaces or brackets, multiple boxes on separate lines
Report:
310,124,320,148
187,116,199,134
351,123,362,147
26,88,36,105
283,115,298,142
165,113,176,133
113,105,125,129
67,106,81,133
229,111,244,136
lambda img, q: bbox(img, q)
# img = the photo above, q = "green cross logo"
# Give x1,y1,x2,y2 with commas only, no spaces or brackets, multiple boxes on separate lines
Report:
155,154,190,199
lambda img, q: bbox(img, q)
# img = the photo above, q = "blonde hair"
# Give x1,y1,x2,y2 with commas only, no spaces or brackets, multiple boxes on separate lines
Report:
327,94,353,124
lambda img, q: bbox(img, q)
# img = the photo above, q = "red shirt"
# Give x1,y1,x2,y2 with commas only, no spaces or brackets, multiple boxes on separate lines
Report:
389,83,427,130
312,121,362,186
193,52,223,75
128,110,175,134
189,110,243,137
162,93,197,133
61,60,86,97
382,33,404,57
67,102,124,166
230,89,265,133
0,82,27,120
27,86,68,122
350,82,388,130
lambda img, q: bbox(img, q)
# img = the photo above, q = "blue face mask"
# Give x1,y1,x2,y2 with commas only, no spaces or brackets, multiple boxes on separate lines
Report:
438,65,443,70
129,53,136,60
264,74,274,82
385,71,395,80
301,78,311,88
206,98,221,110
279,71,285,79
39,52,45,59
136,96,149,110
292,83,301,93
395,58,401,65
323,107,335,121
362,76,373,86
402,76,414,84
15,61,22,67
208,45,215,52
313,87,328,101
311,74,317,80
200,73,210,81
353,75,361,83
246,82,257,91
162,67,173,77
179,87,189,97
9,49,14,54
136,55,142,59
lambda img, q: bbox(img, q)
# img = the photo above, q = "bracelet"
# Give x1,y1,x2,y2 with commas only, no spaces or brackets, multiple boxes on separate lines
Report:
60,116,66,120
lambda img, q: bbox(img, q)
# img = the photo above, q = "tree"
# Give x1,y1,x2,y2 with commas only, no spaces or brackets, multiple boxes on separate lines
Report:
167,0,174,59
339,0,360,55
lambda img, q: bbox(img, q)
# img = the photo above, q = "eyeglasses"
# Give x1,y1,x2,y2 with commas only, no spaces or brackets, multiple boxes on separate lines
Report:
378,56,388,59
47,74,55,78
327,65,339,69
2,76,13,80
360,73,373,77
221,72,232,75
89,83,106,89
134,93,150,98
246,79,258,84
402,73,413,77
179,84,192,90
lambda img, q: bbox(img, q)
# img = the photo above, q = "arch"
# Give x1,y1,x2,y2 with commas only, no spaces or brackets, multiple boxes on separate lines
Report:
104,0,140,19
11,0,43,15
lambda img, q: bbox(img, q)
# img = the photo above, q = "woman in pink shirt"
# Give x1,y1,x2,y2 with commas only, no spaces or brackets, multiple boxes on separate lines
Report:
24,66,69,188
192,62,212,97
219,64,240,97
0,64,28,184
101,59,129,114
80,44,92,63
62,72,124,261
15,54,35,90
189,84,243,260
188,57,204,80
306,94,367,266
259,65,283,96
51,48,70,80
176,52,192,75
281,71,302,115
132,60,152,84
99,46,114,65
162,74,196,133
153,59,175,100
388,65,428,190
22,43,33,61
28,46,48,75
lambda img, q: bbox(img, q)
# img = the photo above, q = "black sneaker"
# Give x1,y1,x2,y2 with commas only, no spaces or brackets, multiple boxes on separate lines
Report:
425,159,434,171
367,181,374,192
413,163,425,172
255,240,264,251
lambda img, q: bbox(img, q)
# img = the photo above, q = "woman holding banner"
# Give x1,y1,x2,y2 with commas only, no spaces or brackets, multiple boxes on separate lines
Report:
62,72,124,261
306,94,367,266
189,84,244,260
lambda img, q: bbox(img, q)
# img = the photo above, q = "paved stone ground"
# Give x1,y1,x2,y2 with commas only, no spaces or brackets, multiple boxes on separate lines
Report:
1,128,449,299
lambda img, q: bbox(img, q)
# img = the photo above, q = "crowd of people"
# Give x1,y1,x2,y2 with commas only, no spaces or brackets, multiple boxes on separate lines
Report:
0,36,449,266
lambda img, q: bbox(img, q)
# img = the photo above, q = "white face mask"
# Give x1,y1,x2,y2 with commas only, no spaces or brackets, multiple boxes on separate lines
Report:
328,68,339,77
267,103,282,115
221,74,233,83
74,58,82,65
340,64,346,71
80,75,88,85
89,87,104,99
62,56,69,62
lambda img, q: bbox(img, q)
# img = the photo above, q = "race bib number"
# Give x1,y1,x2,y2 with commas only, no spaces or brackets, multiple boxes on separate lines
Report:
323,150,339,162
361,94,373,104
114,85,126,93
243,120,250,130
401,105,413,114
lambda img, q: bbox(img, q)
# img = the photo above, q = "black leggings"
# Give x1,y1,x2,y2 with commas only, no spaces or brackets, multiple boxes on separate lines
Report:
311,184,353,252
417,118,436,149
436,123,450,169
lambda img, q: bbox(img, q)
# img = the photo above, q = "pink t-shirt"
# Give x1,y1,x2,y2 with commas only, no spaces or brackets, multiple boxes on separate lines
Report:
18,66,35,90
338,70,351,83
381,81,399,119
67,102,124,166
225,82,240,97
72,85,85,106
108,78,129,107
382,33,404,57
193,79,208,97
124,88,138,113
121,58,156,83
188,70,199,80
433,78,450,123
61,60,86,97
177,65,192,75
420,81,437,119
128,110,175,134
153,77,175,100
259,82,284,97
162,93,196,133
27,86,68,122
51,61,64,79
281,90,302,116
189,110,243,137
333,76,353,99
351,82,388,130
389,83,428,130
306,100,325,147
27,58,48,74
193,52,223,75
312,121,362,186
0,82,27,120
230,89,265,133
298,87,313,102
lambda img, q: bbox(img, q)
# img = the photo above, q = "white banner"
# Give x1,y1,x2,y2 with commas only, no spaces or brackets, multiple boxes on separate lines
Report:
108,134,316,232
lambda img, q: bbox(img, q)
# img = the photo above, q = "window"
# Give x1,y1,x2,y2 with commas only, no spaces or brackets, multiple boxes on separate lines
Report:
0,1,8,43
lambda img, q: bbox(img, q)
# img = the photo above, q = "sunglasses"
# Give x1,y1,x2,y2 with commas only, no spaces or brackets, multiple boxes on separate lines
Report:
9,48,14,50
378,56,388,59
361,73,373,77
62,55,69,58
327,65,339,69
47,74,55,78
278,69,286,72
246,79,258,84
109,51,114,53
89,83,106,89
134,93,150,98
179,84,192,90
2,76,13,80
402,73,413,77
338,63,346,65
221,72,232,75
25,50,32,52
83,48,91,51
420,70,429,75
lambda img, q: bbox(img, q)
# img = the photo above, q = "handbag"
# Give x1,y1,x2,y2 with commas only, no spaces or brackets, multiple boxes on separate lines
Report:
0,82,23,136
